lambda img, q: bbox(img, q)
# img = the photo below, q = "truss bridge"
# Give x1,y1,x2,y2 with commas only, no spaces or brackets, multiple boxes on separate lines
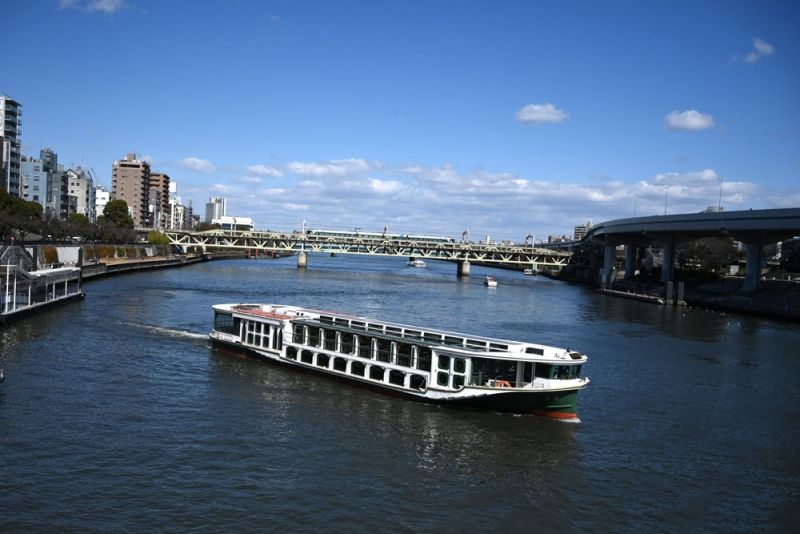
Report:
165,229,574,276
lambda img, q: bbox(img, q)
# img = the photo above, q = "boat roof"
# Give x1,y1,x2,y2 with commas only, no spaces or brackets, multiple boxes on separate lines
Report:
213,303,586,362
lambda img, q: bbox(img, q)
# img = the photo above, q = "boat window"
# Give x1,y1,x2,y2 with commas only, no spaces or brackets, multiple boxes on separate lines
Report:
523,362,533,383
357,336,372,359
385,326,401,336
351,321,366,330
489,343,509,351
404,329,422,339
323,329,336,351
375,339,391,363
333,357,347,372
319,315,335,324
466,339,486,350
293,324,304,343
452,375,465,389
534,363,552,379
526,347,545,355
334,318,349,326
300,350,313,364
307,326,321,347
453,358,466,374
396,343,412,367
423,333,441,343
388,370,405,386
443,336,463,347
470,357,517,386
286,346,297,360
437,372,449,387
409,375,426,390
369,366,385,381
416,347,432,371
275,330,282,352
351,361,366,377
368,324,383,334
438,355,450,370
316,353,330,368
214,312,236,335
340,332,354,354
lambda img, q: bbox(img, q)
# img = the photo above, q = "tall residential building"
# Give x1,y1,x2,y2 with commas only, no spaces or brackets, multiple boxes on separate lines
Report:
149,172,171,228
573,220,592,241
20,156,47,203
111,153,150,226
205,196,227,223
95,185,110,221
0,95,22,196
66,166,96,221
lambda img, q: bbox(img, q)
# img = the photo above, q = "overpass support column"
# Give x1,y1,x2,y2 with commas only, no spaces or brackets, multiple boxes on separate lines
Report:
661,239,675,283
297,250,308,269
744,242,763,291
624,244,636,279
601,245,616,288
457,260,470,278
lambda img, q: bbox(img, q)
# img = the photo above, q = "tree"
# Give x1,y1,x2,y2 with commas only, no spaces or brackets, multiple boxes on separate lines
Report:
68,213,91,238
0,188,44,243
101,199,134,229
147,230,171,245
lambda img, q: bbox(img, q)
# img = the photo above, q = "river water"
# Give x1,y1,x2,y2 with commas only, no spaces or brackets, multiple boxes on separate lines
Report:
1,255,797,532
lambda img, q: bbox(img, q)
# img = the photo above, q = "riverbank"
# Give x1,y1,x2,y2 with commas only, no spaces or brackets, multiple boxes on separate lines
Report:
81,251,249,280
604,277,800,323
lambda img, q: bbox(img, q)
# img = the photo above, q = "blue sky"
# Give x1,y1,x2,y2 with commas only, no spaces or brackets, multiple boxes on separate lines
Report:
4,0,799,240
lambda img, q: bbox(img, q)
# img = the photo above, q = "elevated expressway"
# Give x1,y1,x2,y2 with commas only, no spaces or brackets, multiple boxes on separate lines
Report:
586,207,800,290
164,229,573,276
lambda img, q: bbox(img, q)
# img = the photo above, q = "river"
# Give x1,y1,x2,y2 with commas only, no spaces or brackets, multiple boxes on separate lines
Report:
1,255,797,531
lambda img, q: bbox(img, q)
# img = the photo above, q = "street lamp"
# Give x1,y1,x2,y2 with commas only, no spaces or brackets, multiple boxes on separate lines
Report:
718,176,724,211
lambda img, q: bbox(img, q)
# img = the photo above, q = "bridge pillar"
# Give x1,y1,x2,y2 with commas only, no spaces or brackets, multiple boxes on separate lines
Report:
743,242,763,291
624,244,636,279
457,260,470,277
297,250,308,269
601,244,616,288
661,239,675,283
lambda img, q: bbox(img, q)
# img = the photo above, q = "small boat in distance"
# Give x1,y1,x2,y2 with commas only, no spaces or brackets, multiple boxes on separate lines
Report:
523,268,535,276
484,275,498,287
209,303,589,420
407,258,426,268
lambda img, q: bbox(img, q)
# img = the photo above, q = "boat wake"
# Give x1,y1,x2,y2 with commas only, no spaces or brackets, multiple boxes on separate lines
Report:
129,323,208,341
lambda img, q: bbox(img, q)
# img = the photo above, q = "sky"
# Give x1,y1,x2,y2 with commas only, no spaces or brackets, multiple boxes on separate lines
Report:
3,0,799,241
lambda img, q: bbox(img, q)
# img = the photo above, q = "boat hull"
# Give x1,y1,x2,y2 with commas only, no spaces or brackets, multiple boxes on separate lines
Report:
210,336,582,420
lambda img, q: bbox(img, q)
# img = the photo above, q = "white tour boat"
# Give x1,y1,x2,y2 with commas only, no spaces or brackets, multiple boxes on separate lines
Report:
407,258,426,268
209,303,589,420
484,275,498,287
523,268,535,276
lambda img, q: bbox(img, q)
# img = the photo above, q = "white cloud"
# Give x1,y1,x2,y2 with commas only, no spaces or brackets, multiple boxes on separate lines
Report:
665,110,715,131
744,37,775,63
652,169,721,186
238,176,263,184
184,157,782,241
368,178,404,194
140,154,154,164
88,0,124,13
287,158,371,177
247,164,284,177
180,157,216,173
514,103,569,125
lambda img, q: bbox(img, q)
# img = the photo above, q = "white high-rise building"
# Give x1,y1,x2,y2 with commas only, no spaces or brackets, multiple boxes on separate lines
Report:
205,196,227,223
66,167,96,221
95,185,110,221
